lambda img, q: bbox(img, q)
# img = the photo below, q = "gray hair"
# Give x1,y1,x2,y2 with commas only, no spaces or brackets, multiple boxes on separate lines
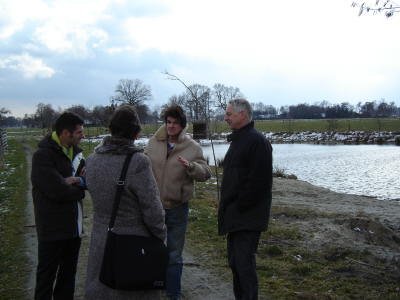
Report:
228,98,253,121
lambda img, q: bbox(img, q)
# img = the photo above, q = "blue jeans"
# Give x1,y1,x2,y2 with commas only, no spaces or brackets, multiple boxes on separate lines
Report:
165,202,189,300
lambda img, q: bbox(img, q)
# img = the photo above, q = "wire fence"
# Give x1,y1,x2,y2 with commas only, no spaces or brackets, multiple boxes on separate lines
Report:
0,128,7,167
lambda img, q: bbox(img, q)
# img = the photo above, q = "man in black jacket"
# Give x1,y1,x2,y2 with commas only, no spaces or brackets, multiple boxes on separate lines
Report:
218,98,273,300
31,112,86,300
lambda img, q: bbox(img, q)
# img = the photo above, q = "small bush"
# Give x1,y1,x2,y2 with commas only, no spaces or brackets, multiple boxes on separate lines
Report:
290,263,313,276
265,245,283,256
273,167,297,179
395,135,400,146
273,167,286,177
216,157,224,167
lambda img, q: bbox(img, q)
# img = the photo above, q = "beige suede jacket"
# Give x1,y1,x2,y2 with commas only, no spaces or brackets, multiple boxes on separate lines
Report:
145,125,211,209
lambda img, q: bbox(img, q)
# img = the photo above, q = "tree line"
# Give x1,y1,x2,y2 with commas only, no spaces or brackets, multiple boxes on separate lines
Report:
274,100,399,120
1,78,399,128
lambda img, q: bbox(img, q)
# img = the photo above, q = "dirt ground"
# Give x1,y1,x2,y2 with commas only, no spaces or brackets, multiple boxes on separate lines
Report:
24,145,400,299
273,177,400,230
272,177,400,268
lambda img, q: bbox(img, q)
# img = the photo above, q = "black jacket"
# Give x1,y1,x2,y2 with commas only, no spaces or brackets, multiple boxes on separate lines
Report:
218,121,273,235
31,135,85,241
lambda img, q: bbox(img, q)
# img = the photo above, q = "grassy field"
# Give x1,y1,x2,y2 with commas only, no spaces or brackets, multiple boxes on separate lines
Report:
0,138,30,299
6,118,400,140
211,118,400,134
150,118,400,134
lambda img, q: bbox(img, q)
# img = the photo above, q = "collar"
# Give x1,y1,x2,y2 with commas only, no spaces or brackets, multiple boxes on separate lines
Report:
51,131,73,161
95,136,141,155
227,121,254,142
154,124,188,143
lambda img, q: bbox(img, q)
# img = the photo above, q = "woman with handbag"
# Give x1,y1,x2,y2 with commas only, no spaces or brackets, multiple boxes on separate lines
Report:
84,105,167,299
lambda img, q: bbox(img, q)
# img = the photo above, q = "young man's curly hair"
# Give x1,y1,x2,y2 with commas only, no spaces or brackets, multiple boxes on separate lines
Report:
162,105,187,128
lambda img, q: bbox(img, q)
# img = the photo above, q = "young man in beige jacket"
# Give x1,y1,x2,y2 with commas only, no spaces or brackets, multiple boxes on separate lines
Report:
145,105,211,300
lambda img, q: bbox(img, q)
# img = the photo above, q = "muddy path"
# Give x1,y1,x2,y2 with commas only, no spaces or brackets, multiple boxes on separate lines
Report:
23,144,36,299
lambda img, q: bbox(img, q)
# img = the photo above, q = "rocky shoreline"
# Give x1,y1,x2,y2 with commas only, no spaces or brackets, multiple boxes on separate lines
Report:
266,131,400,145
208,131,400,145
89,130,400,147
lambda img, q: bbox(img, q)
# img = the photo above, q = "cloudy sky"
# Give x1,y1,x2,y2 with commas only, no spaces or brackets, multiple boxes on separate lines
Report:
1,0,400,117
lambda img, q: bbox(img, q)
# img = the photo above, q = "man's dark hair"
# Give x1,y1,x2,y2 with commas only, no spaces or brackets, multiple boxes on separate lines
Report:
55,112,84,135
108,105,141,139
162,105,187,128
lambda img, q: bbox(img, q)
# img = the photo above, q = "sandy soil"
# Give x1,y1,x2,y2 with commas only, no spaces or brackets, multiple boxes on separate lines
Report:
23,144,400,298
273,177,400,229
272,177,400,264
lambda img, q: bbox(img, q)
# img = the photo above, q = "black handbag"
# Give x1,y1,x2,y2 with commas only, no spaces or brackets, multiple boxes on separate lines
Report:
99,153,169,290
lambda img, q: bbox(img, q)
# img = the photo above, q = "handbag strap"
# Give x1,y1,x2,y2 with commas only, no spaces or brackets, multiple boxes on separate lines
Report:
108,153,134,230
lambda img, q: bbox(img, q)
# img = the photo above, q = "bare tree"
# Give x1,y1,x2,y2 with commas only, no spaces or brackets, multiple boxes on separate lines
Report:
212,83,243,111
352,0,400,17
91,105,114,126
167,94,189,108
35,103,57,129
135,104,152,124
163,71,197,102
187,84,211,121
0,107,10,126
162,71,212,121
111,79,152,106
251,102,278,119
66,105,89,121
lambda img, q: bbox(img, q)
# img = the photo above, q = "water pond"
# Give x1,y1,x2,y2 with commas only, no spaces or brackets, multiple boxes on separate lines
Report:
202,143,400,201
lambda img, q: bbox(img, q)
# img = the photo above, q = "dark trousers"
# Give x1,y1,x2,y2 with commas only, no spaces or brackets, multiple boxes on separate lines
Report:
227,230,261,300
34,237,81,300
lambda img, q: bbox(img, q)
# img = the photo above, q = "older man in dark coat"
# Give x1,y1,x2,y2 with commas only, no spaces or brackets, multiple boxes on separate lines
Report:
218,98,273,300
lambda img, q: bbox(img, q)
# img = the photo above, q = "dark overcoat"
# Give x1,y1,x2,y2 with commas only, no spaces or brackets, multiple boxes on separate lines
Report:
218,121,273,235
31,135,85,241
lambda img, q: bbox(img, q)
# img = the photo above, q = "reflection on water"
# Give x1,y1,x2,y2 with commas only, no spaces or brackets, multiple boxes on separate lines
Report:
202,143,400,201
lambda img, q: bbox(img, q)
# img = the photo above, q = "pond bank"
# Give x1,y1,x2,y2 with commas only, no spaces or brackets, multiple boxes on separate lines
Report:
186,176,400,298
204,131,400,146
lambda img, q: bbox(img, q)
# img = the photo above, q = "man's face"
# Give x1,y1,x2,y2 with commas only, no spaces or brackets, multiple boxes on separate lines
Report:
61,125,85,147
224,104,246,130
166,116,183,138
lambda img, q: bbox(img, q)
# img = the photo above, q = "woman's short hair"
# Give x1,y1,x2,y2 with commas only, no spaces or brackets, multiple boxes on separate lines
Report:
108,105,141,139
228,98,253,121
162,105,187,128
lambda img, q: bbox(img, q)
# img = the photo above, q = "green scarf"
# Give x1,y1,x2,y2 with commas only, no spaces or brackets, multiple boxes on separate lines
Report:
51,131,73,161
